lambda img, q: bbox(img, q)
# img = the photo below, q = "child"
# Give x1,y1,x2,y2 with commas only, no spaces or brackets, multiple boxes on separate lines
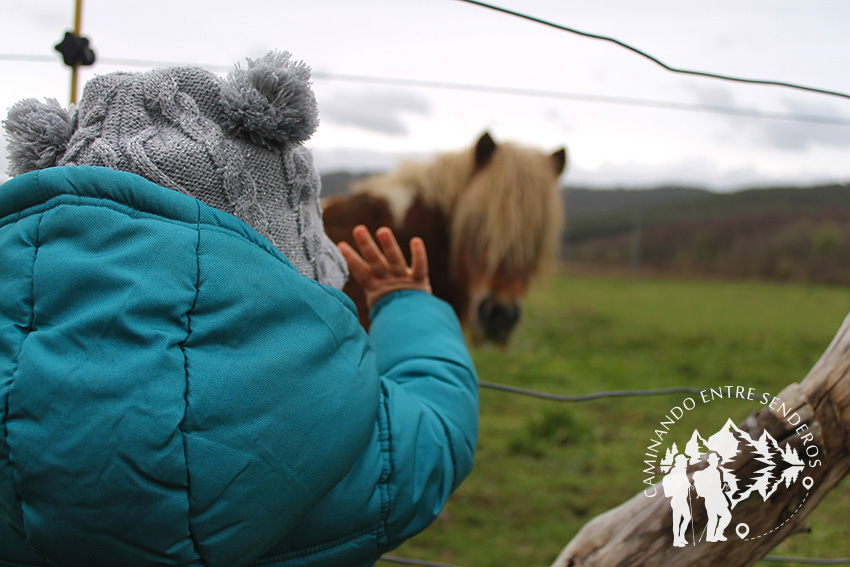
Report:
0,52,478,567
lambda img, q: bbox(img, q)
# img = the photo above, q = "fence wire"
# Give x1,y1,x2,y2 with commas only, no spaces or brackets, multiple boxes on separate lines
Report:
5,53,848,126
479,381,702,401
455,0,850,101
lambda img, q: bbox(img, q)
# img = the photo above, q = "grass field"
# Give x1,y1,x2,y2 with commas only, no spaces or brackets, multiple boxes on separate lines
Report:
379,270,850,567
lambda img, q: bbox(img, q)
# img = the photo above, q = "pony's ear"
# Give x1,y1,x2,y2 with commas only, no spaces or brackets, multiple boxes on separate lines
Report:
474,131,497,168
4,98,75,176
221,51,319,149
550,147,567,176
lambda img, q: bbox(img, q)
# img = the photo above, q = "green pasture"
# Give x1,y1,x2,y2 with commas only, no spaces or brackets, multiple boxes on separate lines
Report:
381,271,850,567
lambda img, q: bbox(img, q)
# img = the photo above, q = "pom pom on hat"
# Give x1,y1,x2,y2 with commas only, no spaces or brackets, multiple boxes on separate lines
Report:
221,51,319,149
4,98,76,176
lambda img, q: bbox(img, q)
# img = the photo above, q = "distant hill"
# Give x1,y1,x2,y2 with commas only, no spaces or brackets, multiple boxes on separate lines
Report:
564,183,850,284
565,183,850,244
565,186,709,218
565,186,710,243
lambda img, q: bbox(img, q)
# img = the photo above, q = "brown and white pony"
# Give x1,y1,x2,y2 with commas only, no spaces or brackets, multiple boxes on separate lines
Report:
322,132,566,345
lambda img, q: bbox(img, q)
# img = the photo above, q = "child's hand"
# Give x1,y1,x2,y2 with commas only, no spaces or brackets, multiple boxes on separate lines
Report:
338,225,432,312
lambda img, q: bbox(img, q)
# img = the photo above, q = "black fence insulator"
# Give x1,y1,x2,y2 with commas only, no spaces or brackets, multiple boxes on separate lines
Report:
55,31,96,67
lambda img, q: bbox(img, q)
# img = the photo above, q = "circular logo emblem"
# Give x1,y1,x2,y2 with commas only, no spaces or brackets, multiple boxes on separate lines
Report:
641,386,820,546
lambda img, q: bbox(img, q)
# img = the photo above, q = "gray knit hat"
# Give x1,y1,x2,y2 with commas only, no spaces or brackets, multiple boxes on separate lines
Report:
3,51,348,289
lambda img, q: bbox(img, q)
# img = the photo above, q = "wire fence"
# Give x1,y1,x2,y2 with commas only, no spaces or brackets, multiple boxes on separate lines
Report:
479,381,702,402
455,0,850,101
3,53,849,127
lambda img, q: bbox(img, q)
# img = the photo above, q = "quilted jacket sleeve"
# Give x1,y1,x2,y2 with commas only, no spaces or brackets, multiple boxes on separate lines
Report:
367,290,478,549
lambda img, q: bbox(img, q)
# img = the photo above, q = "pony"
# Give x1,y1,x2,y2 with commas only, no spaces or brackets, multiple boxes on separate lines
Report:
322,132,567,345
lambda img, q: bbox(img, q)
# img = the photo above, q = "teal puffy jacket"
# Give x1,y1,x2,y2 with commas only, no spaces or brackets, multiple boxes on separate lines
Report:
0,166,478,567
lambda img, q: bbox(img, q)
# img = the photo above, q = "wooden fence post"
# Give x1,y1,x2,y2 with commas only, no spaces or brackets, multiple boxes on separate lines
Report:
552,311,850,567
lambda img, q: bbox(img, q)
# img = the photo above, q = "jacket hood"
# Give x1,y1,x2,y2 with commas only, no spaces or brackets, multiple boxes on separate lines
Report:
0,166,378,567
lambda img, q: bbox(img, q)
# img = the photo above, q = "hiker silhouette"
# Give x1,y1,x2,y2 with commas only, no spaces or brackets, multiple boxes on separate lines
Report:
693,452,733,542
662,454,692,547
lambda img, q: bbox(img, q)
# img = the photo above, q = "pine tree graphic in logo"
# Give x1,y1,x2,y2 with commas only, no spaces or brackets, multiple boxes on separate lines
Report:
659,418,806,546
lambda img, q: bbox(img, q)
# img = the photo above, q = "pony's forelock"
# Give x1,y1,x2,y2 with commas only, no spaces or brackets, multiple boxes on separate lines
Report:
452,143,563,276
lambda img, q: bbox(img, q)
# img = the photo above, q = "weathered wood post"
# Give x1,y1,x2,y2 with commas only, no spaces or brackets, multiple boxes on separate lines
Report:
552,311,850,567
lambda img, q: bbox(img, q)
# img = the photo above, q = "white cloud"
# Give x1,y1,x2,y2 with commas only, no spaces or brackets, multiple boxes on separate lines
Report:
748,99,850,151
564,156,846,191
686,83,737,108
311,146,426,175
684,85,850,153
317,88,430,136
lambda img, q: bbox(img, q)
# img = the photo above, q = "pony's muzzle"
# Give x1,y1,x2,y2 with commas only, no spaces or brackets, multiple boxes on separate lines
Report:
477,296,521,343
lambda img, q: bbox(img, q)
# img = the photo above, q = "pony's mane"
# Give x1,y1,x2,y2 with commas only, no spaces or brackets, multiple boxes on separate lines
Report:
353,142,564,276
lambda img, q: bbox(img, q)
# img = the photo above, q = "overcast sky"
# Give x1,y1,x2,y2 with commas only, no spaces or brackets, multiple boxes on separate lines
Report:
2,0,849,191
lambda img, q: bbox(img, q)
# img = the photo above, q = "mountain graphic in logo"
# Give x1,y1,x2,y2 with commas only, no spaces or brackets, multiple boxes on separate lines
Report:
660,418,805,545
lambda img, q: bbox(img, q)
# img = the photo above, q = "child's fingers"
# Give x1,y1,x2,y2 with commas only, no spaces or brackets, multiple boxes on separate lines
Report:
409,237,429,282
351,225,389,277
376,227,408,276
338,241,375,287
